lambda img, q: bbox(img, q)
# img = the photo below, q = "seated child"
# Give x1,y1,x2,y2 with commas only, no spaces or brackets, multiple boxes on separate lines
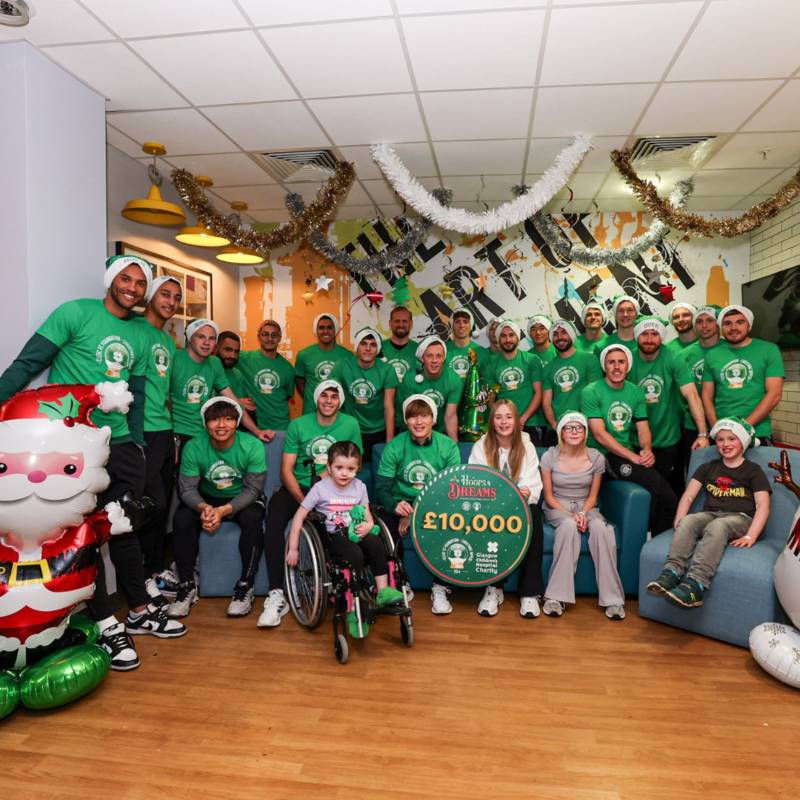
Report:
647,416,771,607
286,441,403,636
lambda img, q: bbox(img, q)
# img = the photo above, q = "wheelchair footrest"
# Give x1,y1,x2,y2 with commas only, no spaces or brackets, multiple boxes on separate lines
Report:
376,603,412,617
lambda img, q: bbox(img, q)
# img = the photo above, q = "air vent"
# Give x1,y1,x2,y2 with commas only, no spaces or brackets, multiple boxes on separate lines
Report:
630,135,720,170
252,149,341,184
0,0,30,26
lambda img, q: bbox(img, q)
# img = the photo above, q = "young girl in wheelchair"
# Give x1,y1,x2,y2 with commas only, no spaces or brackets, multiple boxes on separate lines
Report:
285,441,404,636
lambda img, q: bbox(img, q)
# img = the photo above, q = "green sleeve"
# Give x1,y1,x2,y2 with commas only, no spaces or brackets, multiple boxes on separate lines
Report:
295,349,308,379
445,439,461,468
0,333,60,403
375,473,397,510
377,439,400,478
701,355,715,382
128,374,146,445
347,416,363,451
765,343,786,378
283,419,300,454
36,301,78,347
542,364,554,392
528,354,542,383
445,373,463,405
180,439,201,477
212,357,229,392
581,384,601,418
632,386,647,420
384,361,400,390
587,357,603,382
671,352,693,387
247,437,268,472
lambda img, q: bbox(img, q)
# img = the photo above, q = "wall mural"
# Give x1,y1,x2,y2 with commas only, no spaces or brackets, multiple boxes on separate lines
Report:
241,211,748,361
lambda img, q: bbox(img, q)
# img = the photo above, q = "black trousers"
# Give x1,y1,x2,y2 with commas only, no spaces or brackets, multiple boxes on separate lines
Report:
87,441,150,618
139,430,176,576
264,486,308,591
653,442,682,497
360,429,387,463
605,452,678,535
526,425,557,448
327,533,388,578
173,495,265,587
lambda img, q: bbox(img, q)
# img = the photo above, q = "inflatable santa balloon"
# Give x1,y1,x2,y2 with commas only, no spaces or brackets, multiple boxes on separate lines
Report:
0,382,134,719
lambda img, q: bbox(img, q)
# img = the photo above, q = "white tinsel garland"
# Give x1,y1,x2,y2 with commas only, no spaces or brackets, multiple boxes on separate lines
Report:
533,179,694,266
370,135,593,236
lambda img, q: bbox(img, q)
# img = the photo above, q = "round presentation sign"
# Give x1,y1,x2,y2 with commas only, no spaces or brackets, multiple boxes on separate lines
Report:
411,464,532,587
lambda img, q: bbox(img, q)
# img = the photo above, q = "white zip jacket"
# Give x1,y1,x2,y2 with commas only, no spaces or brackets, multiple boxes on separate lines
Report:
468,432,543,504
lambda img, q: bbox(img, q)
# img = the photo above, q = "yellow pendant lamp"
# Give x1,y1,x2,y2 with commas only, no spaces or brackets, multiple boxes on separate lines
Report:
122,142,186,226
175,176,231,247
216,202,264,264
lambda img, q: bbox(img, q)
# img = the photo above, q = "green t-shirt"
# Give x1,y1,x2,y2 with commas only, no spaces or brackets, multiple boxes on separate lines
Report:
295,343,352,414
602,333,635,355
680,340,720,430
702,338,785,437
631,348,693,448
180,430,266,499
445,341,489,383
575,333,608,355
398,369,463,433
170,349,229,437
377,431,461,504
666,337,697,358
132,317,176,433
283,412,362,488
330,357,399,434
223,365,249,400
37,298,146,441
237,350,296,431
381,340,417,385
543,350,603,423
531,343,557,367
581,379,647,453
484,350,542,423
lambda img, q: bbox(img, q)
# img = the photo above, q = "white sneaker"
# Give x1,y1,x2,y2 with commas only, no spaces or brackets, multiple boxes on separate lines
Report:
431,583,452,615
227,581,254,617
542,598,563,617
166,581,198,618
99,621,139,671
605,604,626,620
477,586,504,617
520,596,541,619
403,582,415,603
257,589,289,628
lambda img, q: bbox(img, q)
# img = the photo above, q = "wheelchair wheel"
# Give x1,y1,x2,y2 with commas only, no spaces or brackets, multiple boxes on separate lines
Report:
373,513,396,558
400,616,414,647
334,633,349,664
284,521,328,629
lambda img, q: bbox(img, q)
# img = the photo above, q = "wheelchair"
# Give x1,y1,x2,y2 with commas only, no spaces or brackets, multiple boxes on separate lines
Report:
284,506,414,664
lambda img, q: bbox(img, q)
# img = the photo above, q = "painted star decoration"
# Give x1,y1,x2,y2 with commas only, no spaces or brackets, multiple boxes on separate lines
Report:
315,274,334,292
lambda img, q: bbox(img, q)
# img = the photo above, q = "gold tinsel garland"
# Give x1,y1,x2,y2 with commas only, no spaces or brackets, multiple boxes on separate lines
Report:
171,162,356,255
611,148,800,238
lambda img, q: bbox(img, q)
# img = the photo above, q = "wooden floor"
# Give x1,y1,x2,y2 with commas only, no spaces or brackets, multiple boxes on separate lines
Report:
2,594,796,800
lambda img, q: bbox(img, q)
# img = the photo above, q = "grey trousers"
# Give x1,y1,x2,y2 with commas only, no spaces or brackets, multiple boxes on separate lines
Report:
543,504,624,607
665,511,751,587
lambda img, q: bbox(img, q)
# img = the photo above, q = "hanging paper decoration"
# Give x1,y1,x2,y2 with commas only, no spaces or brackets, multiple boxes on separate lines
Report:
285,189,452,276
370,135,593,235
315,274,334,292
533,180,693,266
172,163,355,256
611,149,800,238
392,276,410,305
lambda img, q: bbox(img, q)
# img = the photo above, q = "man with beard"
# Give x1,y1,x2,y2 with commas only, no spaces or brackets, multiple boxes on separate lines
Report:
630,317,708,493
258,380,361,628
575,300,609,355
295,314,351,414
702,305,784,446
665,302,698,356
542,319,602,430
381,306,417,384
582,345,677,535
215,331,254,413
445,307,489,384
604,295,640,354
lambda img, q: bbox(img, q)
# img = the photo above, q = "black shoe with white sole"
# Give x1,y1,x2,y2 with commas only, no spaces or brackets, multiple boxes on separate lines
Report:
126,604,188,638
99,622,140,671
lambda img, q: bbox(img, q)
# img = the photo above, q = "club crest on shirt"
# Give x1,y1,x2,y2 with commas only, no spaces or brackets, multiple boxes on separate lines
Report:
207,460,239,490
404,459,435,489
152,343,171,378
554,365,579,393
350,378,376,405
449,354,471,378
499,366,524,391
638,374,664,404
256,368,280,394
387,358,409,381
314,360,335,381
184,375,209,404
607,401,633,432
691,357,705,383
96,335,134,379
307,434,337,465
721,359,753,390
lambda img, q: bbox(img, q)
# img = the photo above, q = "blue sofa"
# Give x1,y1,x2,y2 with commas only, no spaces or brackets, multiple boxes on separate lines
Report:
638,446,795,648
372,442,650,596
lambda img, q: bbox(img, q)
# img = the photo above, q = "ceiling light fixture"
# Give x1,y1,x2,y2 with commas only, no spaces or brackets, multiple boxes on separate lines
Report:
0,1,30,26
216,202,264,265
175,176,231,247
121,142,186,227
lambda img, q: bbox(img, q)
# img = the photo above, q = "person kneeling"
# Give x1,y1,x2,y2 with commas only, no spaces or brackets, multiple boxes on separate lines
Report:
169,397,267,618
286,442,403,638
647,417,770,607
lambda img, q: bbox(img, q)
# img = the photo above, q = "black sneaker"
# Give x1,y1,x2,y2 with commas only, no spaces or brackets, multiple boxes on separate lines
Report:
666,576,705,608
99,621,140,671
647,568,681,595
126,604,188,638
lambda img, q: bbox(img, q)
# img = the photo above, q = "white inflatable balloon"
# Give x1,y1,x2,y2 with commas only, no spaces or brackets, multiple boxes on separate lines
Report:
773,505,800,629
749,622,800,690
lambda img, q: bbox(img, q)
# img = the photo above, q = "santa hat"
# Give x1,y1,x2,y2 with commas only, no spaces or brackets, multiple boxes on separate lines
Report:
720,304,754,327
353,327,382,349
556,412,588,438
146,275,182,303
611,294,640,316
314,380,344,405
670,302,696,323
200,395,243,423
634,316,667,340
414,335,447,383
551,319,578,343
527,315,552,333
313,313,340,335
186,318,220,341
402,393,438,423
599,344,633,372
105,255,152,293
693,305,721,325
450,307,474,328
581,301,606,324
710,416,757,449
497,320,523,340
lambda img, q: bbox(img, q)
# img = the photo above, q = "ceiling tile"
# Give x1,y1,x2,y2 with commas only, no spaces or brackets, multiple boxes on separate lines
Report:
106,125,145,158
42,42,186,111
360,178,402,204
0,0,113,45
334,205,380,219
213,184,288,209
742,167,799,196
164,154,275,186
691,168,782,196
437,175,522,202
130,31,296,105
638,80,783,135
553,0,648,4
250,208,291,223
703,132,800,169
261,19,411,97
591,197,645,212
201,101,329,151
422,89,533,140
308,94,427,145
379,204,406,218
107,109,236,155
435,140,526,175
533,84,654,137
332,183,373,206
597,170,692,198
538,173,606,200
684,196,739,211
80,0,248,37
241,0,392,25
542,2,701,85
742,81,800,132
402,11,543,91
669,0,800,81
398,0,539,11
336,143,438,180
525,136,626,175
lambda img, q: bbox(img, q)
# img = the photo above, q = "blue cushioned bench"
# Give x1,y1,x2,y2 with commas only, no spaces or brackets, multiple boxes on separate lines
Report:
638,446,794,648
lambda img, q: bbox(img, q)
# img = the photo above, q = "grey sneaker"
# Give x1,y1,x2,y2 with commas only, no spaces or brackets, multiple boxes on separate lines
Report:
166,581,198,618
257,589,289,628
227,581,255,617
520,596,541,618
605,604,626,620
431,583,453,615
477,586,504,617
542,598,563,617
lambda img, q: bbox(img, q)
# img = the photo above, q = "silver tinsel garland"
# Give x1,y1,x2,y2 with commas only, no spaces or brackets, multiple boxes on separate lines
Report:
532,180,693,266
286,188,452,276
